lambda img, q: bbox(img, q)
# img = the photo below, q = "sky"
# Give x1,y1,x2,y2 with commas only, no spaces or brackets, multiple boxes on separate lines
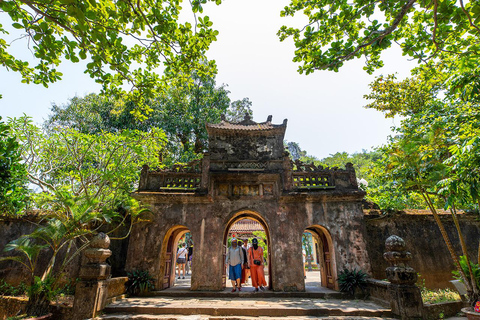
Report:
0,0,416,159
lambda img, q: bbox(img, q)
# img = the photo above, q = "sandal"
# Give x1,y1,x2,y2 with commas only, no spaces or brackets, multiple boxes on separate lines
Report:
231,288,236,292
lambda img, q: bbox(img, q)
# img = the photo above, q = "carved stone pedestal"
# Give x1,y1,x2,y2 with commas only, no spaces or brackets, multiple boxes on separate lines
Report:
384,235,423,319
72,233,112,320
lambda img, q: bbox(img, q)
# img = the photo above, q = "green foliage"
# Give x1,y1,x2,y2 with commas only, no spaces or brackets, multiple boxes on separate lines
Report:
225,98,253,122
421,288,461,305
286,141,307,161
302,233,312,256
45,74,253,163
0,279,27,297
25,276,56,317
365,70,480,304
278,0,480,75
3,115,164,316
337,268,368,297
0,0,222,115
9,115,166,213
126,270,155,296
453,256,480,289
0,116,29,214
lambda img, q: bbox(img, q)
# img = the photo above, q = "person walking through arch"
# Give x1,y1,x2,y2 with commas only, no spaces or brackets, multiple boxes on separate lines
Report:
249,238,266,292
238,240,249,286
225,238,244,292
242,239,251,283
176,243,188,279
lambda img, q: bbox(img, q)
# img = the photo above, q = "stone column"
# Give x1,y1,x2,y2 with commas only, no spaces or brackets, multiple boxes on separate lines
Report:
384,235,423,319
72,233,112,320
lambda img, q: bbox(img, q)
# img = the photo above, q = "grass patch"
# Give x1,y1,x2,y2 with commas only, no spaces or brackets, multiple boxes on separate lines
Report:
421,288,461,304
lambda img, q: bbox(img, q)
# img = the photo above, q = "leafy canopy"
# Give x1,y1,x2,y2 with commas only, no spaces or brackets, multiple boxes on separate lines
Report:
0,0,221,114
0,116,29,214
278,0,480,74
45,73,254,162
9,115,166,214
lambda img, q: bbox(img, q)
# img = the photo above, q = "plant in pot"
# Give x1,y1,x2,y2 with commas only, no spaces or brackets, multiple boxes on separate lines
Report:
337,268,368,298
454,255,480,319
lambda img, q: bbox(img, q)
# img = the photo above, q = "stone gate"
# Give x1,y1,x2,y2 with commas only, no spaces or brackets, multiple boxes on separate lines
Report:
126,114,371,292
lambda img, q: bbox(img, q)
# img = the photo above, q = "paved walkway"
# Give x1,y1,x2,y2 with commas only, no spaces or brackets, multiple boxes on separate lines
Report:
170,270,331,293
106,296,389,311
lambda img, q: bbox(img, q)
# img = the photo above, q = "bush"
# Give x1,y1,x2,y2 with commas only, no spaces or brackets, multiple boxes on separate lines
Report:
337,268,368,297
126,270,155,296
421,288,461,304
452,255,480,289
0,279,27,296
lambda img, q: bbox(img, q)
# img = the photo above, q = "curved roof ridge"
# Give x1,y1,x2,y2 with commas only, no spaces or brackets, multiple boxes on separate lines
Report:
206,113,287,131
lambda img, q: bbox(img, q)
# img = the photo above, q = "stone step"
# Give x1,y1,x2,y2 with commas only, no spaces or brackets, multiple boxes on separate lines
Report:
98,315,396,320
102,297,392,319
145,290,346,300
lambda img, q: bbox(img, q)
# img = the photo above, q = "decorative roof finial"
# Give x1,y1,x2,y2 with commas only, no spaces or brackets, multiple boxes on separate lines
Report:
267,115,272,122
244,112,251,122
221,114,226,121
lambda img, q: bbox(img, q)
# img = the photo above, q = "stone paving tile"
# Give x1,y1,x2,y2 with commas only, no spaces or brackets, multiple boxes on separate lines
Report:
107,297,390,312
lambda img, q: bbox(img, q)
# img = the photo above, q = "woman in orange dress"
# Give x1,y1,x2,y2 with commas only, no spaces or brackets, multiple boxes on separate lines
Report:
248,238,266,291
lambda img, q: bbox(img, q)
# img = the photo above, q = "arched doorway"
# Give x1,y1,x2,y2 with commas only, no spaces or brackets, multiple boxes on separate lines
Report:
159,225,194,290
223,211,272,290
303,225,337,290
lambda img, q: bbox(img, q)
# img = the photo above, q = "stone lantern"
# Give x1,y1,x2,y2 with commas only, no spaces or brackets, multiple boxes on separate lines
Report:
383,235,423,319
72,232,112,320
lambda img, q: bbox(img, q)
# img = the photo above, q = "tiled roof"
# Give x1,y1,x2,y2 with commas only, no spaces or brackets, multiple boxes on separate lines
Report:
207,114,287,131
230,219,264,233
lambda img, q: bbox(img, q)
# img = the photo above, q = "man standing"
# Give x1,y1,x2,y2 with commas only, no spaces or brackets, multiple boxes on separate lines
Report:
225,238,244,292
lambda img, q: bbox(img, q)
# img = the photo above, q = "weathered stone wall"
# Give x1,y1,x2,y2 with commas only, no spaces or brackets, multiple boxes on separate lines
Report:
0,216,129,286
365,212,480,289
126,192,371,292
0,216,46,285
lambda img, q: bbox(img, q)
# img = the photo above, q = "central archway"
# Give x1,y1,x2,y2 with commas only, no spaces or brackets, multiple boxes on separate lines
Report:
222,210,273,290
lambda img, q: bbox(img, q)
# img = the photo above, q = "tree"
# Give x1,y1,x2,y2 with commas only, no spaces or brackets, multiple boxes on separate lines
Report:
286,141,306,161
46,73,254,162
0,116,29,214
0,0,221,116
225,98,253,122
3,115,166,316
365,74,480,305
10,115,166,212
45,94,152,134
278,0,480,75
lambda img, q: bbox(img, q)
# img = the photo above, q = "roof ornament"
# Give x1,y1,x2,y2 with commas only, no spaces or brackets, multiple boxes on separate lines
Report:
267,115,272,122
221,114,226,121
244,112,251,122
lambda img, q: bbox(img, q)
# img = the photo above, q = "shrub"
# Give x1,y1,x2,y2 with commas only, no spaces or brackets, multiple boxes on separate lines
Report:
421,288,461,304
337,268,368,296
126,270,155,296
0,279,27,296
452,255,480,289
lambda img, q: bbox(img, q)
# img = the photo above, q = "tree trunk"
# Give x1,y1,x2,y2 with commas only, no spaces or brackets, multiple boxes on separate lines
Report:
422,193,472,294
451,204,479,298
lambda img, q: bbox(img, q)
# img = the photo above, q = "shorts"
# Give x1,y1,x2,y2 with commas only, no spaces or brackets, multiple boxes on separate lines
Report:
177,257,186,264
228,263,242,280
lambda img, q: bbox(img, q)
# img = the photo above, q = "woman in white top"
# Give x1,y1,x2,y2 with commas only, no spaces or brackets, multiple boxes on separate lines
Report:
177,243,188,279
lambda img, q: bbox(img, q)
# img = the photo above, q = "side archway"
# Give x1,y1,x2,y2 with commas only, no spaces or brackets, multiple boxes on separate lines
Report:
158,225,190,290
222,210,273,289
304,225,338,290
